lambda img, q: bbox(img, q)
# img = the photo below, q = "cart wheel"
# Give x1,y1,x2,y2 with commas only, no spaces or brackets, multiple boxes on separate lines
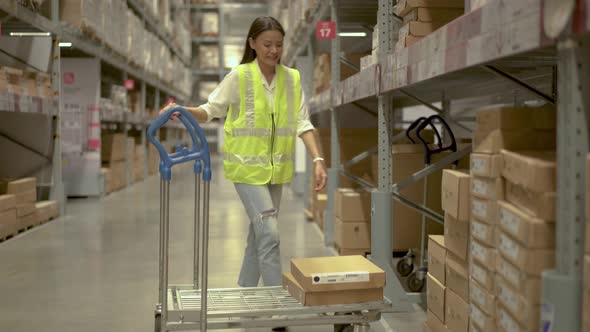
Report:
396,259,414,277
407,272,425,292
154,313,162,332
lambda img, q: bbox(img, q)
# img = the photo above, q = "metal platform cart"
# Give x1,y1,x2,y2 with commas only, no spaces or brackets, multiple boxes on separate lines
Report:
147,106,392,332
396,115,458,292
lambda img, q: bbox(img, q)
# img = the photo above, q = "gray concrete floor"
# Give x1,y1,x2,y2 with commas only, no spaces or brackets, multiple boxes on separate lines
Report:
0,157,424,331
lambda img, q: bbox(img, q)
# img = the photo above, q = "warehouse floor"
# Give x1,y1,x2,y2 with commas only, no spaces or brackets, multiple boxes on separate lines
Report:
0,157,424,332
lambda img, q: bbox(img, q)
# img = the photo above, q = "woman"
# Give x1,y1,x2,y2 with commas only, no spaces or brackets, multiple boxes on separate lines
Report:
160,17,327,290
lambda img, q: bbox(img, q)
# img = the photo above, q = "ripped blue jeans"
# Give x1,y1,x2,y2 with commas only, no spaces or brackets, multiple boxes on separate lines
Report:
234,183,283,287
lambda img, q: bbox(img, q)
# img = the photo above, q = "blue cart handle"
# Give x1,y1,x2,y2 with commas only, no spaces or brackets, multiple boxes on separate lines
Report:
147,106,211,182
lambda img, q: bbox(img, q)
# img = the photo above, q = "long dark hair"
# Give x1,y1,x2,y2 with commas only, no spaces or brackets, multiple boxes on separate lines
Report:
240,17,285,64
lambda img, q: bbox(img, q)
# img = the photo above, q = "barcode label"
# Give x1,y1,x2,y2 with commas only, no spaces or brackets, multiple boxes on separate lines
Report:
472,241,488,263
472,221,490,242
499,233,519,261
311,271,370,284
472,199,488,219
500,207,521,236
471,157,487,174
498,282,519,313
498,259,521,288
471,263,488,285
472,178,489,196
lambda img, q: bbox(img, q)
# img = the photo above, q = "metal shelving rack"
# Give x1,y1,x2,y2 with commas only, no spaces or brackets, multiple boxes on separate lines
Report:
0,1,193,199
286,0,590,330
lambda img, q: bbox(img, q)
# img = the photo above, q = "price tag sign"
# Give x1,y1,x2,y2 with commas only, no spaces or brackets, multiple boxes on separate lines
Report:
124,79,135,90
316,21,336,40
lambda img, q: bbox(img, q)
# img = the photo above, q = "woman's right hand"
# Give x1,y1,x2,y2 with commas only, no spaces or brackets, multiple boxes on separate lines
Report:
159,102,178,118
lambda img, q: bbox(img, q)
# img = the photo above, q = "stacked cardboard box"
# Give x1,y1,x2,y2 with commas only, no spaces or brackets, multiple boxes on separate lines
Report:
312,53,366,95
134,144,146,182
35,200,59,223
424,235,448,332
0,194,17,239
495,150,556,332
102,133,127,193
148,140,160,176
59,0,104,40
440,170,471,332
283,256,385,306
334,188,372,255
393,0,464,51
0,178,39,231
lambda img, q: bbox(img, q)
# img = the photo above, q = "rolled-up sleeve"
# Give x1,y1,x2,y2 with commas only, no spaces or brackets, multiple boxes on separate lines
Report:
297,90,315,136
199,69,239,122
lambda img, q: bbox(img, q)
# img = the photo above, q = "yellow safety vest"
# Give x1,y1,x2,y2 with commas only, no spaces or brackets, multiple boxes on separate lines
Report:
223,61,301,185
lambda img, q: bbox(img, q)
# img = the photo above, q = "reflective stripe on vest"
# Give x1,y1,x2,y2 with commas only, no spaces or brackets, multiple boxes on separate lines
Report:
223,61,300,185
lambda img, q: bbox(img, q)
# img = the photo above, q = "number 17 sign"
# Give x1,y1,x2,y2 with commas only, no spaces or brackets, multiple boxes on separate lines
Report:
316,21,336,40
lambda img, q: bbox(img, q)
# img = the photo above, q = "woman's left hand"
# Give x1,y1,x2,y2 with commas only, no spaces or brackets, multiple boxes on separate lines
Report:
314,161,327,191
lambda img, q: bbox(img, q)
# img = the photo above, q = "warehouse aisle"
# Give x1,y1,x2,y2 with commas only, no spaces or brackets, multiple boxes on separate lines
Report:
0,156,422,332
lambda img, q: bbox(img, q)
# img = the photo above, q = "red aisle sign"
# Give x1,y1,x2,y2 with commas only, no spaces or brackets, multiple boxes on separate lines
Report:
316,21,336,40
124,79,135,90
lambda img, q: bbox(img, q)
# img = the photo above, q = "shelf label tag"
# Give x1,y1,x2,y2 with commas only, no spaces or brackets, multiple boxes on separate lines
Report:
316,21,336,40
124,79,135,90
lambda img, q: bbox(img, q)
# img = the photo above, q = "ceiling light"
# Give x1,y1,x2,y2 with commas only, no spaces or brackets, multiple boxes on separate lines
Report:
9,32,51,37
59,42,73,48
338,32,367,37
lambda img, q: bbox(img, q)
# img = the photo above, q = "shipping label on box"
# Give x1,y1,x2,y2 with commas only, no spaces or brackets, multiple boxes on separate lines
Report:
290,256,385,292
470,278,495,316
471,219,496,247
470,153,503,178
496,255,541,293
445,288,469,332
0,195,16,212
471,260,496,293
501,150,556,193
498,200,555,248
427,273,446,323
444,213,469,260
471,239,497,267
471,176,504,200
470,302,496,332
441,170,471,221
505,180,556,221
471,197,498,224
445,253,469,303
428,235,446,285
498,231,555,275
496,276,540,328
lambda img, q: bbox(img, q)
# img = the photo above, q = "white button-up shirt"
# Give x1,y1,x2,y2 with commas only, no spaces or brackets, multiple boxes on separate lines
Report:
199,59,315,136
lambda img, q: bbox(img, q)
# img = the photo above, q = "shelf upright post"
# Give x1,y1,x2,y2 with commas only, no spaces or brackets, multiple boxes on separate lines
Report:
51,0,59,23
218,0,225,82
371,0,414,311
141,79,148,179
541,34,590,332
122,71,131,187
50,37,65,215
324,0,340,247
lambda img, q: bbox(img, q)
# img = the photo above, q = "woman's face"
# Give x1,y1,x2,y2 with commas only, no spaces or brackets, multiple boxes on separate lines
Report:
249,30,283,68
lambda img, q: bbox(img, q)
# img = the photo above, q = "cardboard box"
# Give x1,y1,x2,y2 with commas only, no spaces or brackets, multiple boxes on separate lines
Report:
470,278,495,316
471,260,496,293
470,302,496,332
496,303,537,332
399,21,446,38
471,176,504,200
101,133,126,162
471,239,497,267
444,213,469,261
426,309,448,332
282,272,383,306
428,235,446,284
498,200,555,248
403,7,463,23
334,218,371,249
471,197,498,224
35,200,59,222
473,129,556,154
0,209,17,225
498,231,555,275
395,35,423,51
445,289,469,332
445,253,469,303
18,210,39,229
335,188,371,222
394,0,465,17
505,180,556,221
470,153,503,178
0,177,36,194
17,203,36,217
496,276,540,328
471,218,497,247
427,273,446,322
15,189,36,204
441,170,471,221
290,256,385,292
476,107,535,136
501,150,556,193
584,288,590,332
496,255,541,293
0,195,16,212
